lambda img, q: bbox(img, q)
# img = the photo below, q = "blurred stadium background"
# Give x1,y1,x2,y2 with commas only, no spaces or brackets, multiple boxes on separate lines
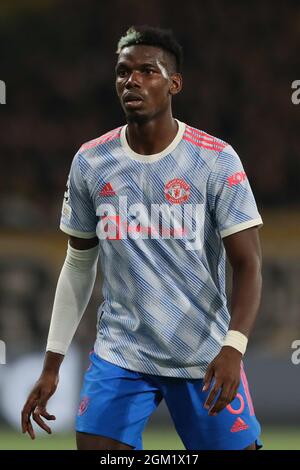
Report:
0,0,300,450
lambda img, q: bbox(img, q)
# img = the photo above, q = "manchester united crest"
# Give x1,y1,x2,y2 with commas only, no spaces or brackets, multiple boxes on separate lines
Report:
164,178,190,204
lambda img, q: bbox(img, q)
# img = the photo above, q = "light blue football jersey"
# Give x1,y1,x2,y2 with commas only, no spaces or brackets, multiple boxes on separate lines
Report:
60,120,262,378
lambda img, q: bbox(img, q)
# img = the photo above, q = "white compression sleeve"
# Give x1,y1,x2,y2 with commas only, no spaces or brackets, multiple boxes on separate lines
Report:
46,242,99,355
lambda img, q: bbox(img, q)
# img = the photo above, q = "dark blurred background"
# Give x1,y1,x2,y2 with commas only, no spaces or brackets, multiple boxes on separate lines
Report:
0,0,300,449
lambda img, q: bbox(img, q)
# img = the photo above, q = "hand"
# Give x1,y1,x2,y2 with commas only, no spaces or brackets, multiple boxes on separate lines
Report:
21,372,59,439
202,346,242,416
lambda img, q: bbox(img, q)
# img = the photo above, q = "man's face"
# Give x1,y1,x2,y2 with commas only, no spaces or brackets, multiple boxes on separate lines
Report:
115,45,182,123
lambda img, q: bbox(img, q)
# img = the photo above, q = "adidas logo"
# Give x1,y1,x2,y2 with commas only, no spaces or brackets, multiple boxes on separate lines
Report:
230,417,249,433
100,182,116,196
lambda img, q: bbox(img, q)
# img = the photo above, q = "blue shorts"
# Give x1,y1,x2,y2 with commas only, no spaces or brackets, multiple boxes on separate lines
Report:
76,352,262,450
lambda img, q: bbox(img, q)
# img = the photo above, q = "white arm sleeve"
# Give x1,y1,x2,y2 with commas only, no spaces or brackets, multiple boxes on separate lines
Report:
46,242,99,355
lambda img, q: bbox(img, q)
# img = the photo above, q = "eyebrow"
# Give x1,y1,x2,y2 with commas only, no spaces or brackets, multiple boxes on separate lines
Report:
115,61,160,71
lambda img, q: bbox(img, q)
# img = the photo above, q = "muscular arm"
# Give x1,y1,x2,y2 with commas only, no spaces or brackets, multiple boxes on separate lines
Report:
22,235,99,438
43,236,99,371
40,237,99,370
43,236,99,360
47,237,98,354
203,227,262,415
223,226,262,337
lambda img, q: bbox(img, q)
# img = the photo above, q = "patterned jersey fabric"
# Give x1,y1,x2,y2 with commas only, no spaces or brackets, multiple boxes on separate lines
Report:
60,120,262,378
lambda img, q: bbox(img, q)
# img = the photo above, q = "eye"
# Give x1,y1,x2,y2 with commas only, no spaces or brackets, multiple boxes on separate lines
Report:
117,69,128,78
143,67,155,75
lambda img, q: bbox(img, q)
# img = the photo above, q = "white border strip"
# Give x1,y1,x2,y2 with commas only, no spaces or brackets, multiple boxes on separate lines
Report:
221,217,263,238
60,224,97,239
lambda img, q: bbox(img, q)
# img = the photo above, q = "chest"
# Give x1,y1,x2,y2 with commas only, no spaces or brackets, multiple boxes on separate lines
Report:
90,153,209,211
90,153,211,244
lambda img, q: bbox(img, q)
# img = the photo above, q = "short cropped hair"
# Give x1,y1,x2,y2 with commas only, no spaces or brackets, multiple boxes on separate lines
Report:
117,25,183,72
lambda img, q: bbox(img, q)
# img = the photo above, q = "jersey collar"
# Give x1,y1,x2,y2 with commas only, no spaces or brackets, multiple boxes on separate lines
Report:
120,119,186,163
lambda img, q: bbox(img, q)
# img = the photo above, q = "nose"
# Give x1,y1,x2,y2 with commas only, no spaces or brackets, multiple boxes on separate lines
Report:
125,70,141,89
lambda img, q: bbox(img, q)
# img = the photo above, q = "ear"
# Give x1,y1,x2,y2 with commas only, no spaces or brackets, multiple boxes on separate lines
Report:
169,73,183,96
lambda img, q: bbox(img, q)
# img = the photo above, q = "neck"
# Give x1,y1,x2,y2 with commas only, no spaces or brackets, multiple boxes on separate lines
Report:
126,109,178,155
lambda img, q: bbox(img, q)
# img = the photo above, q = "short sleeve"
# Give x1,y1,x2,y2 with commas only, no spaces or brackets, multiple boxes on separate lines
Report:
207,145,263,238
60,152,98,238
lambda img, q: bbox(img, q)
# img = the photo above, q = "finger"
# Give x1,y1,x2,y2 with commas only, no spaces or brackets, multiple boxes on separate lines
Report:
21,397,38,433
27,416,36,440
38,387,57,418
32,414,52,434
39,409,56,421
209,383,232,415
228,385,239,404
204,380,222,410
32,407,52,434
202,365,214,392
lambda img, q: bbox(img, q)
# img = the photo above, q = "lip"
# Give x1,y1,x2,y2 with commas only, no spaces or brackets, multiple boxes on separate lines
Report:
124,99,143,110
123,92,144,104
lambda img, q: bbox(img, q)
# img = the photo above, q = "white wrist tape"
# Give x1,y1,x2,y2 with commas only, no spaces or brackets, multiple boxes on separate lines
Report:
46,242,99,355
223,330,248,355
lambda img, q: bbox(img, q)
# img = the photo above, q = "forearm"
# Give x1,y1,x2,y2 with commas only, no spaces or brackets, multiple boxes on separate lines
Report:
46,242,99,356
229,260,262,337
